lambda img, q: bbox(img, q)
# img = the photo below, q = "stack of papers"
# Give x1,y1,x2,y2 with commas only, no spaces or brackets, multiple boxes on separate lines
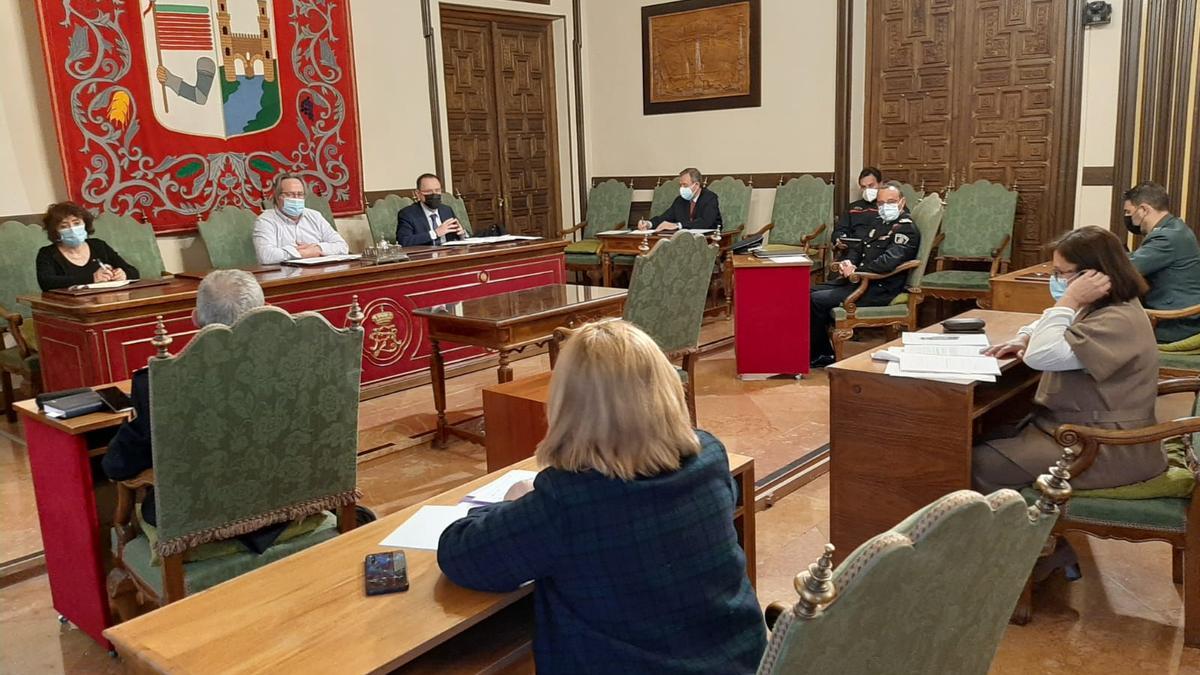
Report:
761,254,811,264
376,470,537,550
871,333,999,384
440,235,540,246
283,254,361,266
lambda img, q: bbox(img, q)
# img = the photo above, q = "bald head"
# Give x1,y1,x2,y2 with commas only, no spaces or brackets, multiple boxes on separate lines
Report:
195,269,265,327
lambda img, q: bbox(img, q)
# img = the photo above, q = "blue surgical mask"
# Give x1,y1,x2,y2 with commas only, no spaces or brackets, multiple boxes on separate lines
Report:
281,197,305,218
679,186,695,201
1049,274,1069,301
879,203,901,222
60,224,87,247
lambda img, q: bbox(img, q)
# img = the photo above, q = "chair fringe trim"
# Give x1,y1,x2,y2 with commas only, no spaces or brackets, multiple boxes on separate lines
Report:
153,488,361,558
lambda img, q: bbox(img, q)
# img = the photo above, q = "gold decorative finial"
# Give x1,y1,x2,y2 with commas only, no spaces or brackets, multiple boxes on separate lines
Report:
347,295,365,330
777,174,786,187
638,231,652,254
151,315,172,359
794,543,837,619
1030,445,1075,521
747,175,754,188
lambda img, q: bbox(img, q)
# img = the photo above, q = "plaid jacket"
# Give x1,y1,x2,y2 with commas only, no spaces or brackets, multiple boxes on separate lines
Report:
438,431,765,674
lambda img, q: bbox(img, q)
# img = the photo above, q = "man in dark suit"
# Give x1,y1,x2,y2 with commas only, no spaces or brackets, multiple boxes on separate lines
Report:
396,173,466,246
638,167,723,232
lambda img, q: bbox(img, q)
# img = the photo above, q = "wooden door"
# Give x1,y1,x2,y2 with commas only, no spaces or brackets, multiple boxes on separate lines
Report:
441,10,560,238
866,0,1081,268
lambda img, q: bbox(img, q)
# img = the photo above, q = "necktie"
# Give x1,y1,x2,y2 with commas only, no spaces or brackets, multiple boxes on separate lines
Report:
689,199,696,222
429,213,443,245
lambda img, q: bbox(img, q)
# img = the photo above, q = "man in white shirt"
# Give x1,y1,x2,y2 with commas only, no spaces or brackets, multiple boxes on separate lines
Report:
253,173,349,264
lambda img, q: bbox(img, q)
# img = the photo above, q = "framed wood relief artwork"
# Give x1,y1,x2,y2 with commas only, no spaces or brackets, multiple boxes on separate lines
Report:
642,0,761,115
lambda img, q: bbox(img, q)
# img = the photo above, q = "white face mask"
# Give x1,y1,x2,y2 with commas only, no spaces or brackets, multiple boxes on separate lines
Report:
679,185,695,201
862,187,878,202
879,202,901,222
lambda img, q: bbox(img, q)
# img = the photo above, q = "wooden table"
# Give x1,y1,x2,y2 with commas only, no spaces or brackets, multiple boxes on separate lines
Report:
989,261,1053,313
19,240,566,398
15,385,132,649
413,284,627,448
482,372,552,472
596,229,736,314
827,309,1042,563
732,254,813,378
103,453,756,674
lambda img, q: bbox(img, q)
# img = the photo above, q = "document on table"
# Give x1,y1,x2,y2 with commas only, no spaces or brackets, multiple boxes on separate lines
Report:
901,332,990,347
378,504,473,550
71,279,132,290
597,229,643,235
440,235,540,246
281,254,362,266
902,344,990,357
463,469,537,505
763,254,811,263
898,352,1002,376
884,361,995,384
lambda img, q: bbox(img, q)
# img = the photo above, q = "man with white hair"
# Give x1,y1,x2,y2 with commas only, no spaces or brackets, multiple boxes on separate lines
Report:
809,181,920,368
252,172,348,264
102,270,266,531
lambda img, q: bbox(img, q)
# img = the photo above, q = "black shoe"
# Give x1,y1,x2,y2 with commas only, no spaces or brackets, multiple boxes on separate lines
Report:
810,354,836,368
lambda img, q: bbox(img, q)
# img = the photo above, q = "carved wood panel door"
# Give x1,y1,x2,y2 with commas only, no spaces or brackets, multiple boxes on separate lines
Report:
442,10,561,238
866,0,1081,268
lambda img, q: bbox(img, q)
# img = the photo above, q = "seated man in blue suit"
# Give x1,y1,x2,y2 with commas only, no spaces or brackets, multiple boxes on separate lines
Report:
396,173,466,246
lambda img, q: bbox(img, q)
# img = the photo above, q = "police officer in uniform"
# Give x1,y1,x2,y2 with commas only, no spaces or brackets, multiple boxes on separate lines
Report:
810,181,921,367
830,167,882,256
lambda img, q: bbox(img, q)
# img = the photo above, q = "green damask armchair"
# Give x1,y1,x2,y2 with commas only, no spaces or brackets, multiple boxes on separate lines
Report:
365,194,414,245
0,220,46,422
198,206,259,269
623,232,719,424
563,179,634,283
706,176,751,239
758,466,1069,675
897,181,925,210
1012,378,1200,645
93,212,168,278
108,304,365,610
1149,305,1200,377
831,195,944,360
760,176,834,267
920,180,1017,307
649,177,682,221
441,192,474,236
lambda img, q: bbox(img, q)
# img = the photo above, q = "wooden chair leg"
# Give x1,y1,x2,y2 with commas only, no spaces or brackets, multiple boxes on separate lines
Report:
1187,546,1200,647
338,502,357,533
107,567,140,623
683,353,698,426
162,553,186,604
1010,576,1033,625
832,328,852,362
1176,547,1185,585
1,371,15,424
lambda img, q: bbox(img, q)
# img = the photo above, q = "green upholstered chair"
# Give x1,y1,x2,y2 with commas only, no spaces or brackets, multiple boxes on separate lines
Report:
759,475,1067,675
198,206,259,269
365,194,414,245
649,177,682,220
706,176,750,238
563,179,633,283
0,220,46,422
442,192,474,236
1013,378,1200,645
1149,305,1200,377
920,180,1017,307
760,176,834,269
108,304,364,609
897,181,925,210
623,232,720,424
831,194,944,360
93,212,167,278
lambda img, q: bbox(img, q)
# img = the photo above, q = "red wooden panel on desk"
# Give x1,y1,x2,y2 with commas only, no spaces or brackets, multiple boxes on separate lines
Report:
24,418,112,648
732,256,811,376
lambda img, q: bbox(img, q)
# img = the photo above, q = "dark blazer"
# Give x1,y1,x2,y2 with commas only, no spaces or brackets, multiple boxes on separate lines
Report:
1129,214,1200,343
649,188,723,231
438,430,766,675
36,238,140,291
396,202,462,247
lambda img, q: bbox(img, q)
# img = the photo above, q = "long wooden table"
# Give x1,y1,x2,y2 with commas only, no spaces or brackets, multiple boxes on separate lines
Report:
414,284,627,447
989,261,1053,313
103,453,756,674
19,240,567,398
827,309,1041,563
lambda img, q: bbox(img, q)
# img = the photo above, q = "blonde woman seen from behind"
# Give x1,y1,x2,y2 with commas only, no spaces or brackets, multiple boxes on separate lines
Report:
438,320,766,675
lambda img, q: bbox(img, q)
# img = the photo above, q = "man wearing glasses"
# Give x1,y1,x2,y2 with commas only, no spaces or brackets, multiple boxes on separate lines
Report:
253,173,349,264
396,173,466,247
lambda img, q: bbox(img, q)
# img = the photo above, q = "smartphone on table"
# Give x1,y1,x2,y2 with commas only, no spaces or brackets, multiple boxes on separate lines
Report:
364,551,409,596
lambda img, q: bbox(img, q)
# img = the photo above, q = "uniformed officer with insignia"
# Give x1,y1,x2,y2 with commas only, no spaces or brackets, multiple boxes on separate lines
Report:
830,167,883,261
810,181,921,368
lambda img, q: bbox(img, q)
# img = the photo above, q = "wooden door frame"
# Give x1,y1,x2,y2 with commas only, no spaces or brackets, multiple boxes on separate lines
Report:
439,4,565,239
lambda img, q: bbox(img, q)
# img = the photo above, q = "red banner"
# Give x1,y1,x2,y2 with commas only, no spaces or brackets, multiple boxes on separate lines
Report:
36,1,364,234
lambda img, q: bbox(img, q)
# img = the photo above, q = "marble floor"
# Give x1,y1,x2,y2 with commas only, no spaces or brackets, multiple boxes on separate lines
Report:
2,325,1198,673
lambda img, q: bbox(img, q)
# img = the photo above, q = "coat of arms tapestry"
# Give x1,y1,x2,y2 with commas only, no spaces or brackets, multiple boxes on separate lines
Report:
37,1,363,233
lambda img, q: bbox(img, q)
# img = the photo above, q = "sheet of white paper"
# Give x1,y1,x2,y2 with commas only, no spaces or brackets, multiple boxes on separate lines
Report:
464,469,537,504
898,352,1002,376
378,504,473,550
597,229,640,235
884,361,995,384
763,254,812,263
902,344,991,357
901,332,990,347
76,279,132,290
870,349,901,363
284,254,362,265
440,235,541,246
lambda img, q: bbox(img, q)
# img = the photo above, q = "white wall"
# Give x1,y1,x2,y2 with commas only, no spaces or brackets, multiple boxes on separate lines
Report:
1073,3,1124,230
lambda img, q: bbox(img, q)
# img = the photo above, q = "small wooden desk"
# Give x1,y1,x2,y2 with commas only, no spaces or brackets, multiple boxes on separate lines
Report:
16,385,132,649
482,372,552,472
596,229,736,314
104,453,756,674
827,309,1041,563
990,261,1053,313
732,255,813,378
414,284,627,447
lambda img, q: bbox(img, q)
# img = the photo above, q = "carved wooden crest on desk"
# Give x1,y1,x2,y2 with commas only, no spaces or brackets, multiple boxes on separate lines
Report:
642,0,761,115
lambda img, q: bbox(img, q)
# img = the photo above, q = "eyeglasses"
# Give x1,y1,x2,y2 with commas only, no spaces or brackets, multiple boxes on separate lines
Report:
280,191,305,199
1049,271,1080,284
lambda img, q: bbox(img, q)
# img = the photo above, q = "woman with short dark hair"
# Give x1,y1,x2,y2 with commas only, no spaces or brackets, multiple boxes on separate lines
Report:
973,225,1161,493
35,202,140,291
